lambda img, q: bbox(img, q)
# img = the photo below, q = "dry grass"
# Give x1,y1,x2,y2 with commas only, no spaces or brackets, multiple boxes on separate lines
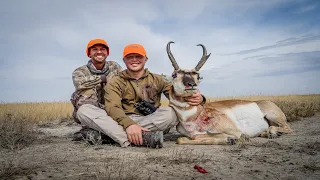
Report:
0,101,73,123
0,114,39,150
0,152,38,180
0,114,40,179
0,94,319,123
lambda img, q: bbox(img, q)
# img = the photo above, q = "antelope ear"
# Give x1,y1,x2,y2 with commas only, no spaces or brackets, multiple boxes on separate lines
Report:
161,74,173,83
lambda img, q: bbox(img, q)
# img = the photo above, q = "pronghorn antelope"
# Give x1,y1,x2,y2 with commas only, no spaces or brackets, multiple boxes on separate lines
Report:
163,41,293,145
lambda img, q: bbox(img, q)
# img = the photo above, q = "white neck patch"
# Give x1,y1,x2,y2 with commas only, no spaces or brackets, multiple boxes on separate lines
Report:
173,106,198,122
169,94,190,108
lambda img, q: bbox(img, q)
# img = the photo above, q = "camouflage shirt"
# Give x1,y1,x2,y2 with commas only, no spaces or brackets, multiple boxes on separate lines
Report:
71,60,123,123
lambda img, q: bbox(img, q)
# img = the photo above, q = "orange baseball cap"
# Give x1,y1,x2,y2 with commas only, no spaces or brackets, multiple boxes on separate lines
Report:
123,43,146,57
86,38,109,57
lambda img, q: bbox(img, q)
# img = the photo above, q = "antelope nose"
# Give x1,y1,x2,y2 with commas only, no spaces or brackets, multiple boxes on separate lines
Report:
187,82,196,87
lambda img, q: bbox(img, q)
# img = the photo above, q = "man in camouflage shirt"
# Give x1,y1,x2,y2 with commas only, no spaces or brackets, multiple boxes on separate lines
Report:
102,43,206,148
71,38,123,144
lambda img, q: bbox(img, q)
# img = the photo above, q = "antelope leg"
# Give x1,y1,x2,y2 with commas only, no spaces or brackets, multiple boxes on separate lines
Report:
177,133,238,145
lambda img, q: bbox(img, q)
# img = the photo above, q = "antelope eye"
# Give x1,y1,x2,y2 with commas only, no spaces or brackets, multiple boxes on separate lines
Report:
172,73,177,78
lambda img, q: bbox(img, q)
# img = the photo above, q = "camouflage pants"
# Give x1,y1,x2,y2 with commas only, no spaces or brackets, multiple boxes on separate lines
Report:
76,104,179,147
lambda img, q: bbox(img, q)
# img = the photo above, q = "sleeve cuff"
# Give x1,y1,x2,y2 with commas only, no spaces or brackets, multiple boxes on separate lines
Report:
121,118,137,129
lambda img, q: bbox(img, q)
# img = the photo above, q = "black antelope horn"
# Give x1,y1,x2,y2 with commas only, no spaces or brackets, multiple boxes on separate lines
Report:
194,44,211,71
166,41,180,70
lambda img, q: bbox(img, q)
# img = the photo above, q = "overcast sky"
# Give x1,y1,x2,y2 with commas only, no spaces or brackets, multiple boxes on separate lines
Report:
1,0,319,103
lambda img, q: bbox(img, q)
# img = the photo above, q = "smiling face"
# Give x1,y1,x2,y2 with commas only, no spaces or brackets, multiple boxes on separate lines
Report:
88,44,109,64
169,69,202,97
123,53,148,73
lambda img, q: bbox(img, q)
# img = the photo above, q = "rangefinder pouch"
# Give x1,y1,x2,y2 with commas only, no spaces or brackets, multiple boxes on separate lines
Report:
134,100,157,116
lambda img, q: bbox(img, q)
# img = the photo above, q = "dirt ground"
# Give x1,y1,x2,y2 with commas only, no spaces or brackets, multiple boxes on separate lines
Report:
1,113,319,180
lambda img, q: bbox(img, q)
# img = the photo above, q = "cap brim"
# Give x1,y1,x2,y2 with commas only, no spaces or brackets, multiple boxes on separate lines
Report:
123,52,145,57
88,43,108,48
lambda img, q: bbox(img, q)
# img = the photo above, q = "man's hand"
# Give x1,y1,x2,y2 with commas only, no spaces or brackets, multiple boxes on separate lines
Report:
126,124,150,145
185,89,203,106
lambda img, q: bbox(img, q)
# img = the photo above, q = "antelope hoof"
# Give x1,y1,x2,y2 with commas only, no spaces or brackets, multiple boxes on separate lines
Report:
177,137,190,144
227,137,237,145
268,132,278,139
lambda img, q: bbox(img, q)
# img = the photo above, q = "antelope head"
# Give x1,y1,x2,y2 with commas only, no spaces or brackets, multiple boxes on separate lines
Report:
162,41,211,97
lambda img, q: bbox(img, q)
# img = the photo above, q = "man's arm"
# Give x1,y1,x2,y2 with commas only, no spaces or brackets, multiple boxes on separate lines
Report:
104,78,136,129
72,67,104,90
105,61,124,81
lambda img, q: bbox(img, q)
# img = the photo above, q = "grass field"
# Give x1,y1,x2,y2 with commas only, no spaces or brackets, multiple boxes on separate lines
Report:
0,94,320,179
1,94,319,123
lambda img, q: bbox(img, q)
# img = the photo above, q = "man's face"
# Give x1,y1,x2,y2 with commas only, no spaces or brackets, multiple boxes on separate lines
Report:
123,53,148,72
89,44,109,63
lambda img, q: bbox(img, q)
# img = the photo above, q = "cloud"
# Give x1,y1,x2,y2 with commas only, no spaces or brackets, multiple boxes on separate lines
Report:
224,33,320,55
199,70,320,97
0,0,320,102
293,3,318,14
201,50,320,82
254,51,320,77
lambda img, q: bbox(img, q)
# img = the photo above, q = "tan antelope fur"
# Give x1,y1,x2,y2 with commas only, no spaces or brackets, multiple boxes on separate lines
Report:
163,41,293,145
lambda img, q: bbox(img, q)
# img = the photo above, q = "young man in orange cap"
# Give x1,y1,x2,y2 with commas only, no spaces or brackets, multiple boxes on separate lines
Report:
71,38,124,145
103,43,206,148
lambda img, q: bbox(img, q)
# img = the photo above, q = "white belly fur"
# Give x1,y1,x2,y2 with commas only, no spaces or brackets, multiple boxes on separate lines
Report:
225,103,269,137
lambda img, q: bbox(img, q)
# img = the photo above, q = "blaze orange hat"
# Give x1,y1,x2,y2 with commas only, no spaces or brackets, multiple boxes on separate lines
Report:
123,44,146,57
86,38,109,57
